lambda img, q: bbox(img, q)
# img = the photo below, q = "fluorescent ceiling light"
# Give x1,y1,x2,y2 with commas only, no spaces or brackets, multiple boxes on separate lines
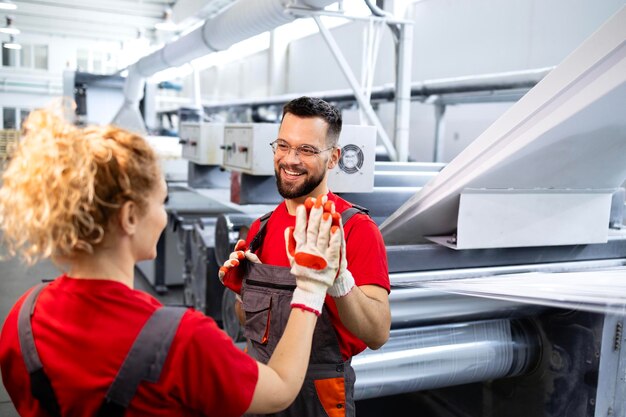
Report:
155,8,179,32
4,37,21,49
0,16,19,34
0,1,17,11
0,26,18,34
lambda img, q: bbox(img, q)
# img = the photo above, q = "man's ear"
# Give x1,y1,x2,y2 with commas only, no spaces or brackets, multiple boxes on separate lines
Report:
328,147,340,170
118,200,138,236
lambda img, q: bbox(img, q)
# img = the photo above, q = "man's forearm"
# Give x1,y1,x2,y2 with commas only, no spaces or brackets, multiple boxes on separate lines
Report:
334,284,390,349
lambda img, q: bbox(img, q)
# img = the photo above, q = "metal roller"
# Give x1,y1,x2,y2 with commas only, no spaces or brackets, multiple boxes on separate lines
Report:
389,286,545,329
386,257,626,327
222,289,245,343
214,213,265,266
352,318,540,400
385,240,626,274
185,218,219,316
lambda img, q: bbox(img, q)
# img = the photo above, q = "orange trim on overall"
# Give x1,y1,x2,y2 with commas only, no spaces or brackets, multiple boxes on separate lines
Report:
314,377,346,417
261,298,271,344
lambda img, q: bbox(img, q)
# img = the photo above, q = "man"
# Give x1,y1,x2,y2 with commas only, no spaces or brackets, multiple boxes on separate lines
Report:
219,96,391,417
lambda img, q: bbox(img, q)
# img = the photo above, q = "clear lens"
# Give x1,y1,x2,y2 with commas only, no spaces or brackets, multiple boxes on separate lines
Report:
270,139,323,157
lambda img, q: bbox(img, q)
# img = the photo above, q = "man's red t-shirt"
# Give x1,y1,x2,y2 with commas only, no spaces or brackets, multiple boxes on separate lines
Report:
246,192,390,360
0,275,258,417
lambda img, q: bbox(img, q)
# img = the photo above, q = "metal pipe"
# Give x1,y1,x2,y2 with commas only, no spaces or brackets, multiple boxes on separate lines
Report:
362,0,390,17
433,103,446,162
114,0,339,132
196,67,554,114
411,67,553,97
352,318,540,400
394,21,413,162
374,161,446,172
373,171,436,187
389,286,544,328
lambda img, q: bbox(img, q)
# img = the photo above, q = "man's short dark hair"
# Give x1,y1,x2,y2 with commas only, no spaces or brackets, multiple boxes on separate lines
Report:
281,96,342,146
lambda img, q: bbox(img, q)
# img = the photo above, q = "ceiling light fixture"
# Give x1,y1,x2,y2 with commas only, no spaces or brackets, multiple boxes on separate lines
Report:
3,34,21,49
0,15,19,35
154,8,178,31
0,1,17,11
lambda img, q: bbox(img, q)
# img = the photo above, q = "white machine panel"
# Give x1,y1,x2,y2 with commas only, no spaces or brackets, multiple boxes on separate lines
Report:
179,122,224,165
328,125,376,193
221,123,278,175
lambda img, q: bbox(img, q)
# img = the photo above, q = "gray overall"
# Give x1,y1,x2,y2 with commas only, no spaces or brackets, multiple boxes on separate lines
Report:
17,282,186,417
241,206,366,417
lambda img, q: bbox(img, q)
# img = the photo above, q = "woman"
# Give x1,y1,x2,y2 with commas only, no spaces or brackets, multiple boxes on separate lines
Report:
0,109,342,417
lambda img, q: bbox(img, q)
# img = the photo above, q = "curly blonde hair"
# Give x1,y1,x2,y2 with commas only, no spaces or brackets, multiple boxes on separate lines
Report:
0,109,161,264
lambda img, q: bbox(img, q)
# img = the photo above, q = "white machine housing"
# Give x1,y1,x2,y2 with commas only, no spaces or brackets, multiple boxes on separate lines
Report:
219,123,377,192
328,125,376,193
179,122,225,165
221,123,279,175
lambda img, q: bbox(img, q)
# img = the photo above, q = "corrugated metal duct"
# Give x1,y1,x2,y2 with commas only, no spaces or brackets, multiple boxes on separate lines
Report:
113,0,338,133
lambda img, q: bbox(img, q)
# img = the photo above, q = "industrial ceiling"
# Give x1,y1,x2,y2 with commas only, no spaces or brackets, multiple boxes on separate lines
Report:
0,0,236,44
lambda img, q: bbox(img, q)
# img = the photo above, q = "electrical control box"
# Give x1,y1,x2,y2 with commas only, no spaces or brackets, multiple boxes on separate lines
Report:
221,123,279,175
179,122,224,165
328,125,376,193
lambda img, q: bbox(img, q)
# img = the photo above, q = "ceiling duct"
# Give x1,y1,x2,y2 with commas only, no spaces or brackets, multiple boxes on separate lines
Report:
112,0,338,134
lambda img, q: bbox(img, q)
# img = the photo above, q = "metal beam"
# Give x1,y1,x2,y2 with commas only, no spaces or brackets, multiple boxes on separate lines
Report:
10,2,161,27
313,15,398,161
15,0,165,16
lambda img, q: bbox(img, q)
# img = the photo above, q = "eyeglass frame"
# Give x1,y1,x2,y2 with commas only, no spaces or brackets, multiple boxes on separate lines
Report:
269,139,335,158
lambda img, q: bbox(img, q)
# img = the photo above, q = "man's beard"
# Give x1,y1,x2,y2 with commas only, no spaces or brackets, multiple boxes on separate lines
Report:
275,165,325,199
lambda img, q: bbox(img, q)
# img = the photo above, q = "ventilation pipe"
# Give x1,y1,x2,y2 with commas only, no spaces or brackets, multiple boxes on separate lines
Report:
113,0,338,133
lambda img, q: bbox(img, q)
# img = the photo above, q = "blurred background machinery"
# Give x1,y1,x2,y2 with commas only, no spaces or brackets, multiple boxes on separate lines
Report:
2,1,626,416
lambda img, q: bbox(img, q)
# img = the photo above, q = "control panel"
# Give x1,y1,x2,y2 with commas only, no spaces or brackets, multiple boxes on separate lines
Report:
179,122,224,165
328,125,376,193
221,123,279,175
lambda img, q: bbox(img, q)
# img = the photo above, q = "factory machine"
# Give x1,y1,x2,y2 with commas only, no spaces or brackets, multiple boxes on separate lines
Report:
136,121,230,294
138,4,625,414
135,121,275,302
139,121,279,321
348,8,626,417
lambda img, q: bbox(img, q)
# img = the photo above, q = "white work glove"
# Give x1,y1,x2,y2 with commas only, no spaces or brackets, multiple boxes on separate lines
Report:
327,215,355,298
285,196,342,316
218,239,261,295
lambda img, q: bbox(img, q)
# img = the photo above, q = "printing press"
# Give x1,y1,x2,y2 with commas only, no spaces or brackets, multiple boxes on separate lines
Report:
140,7,626,416
353,8,626,416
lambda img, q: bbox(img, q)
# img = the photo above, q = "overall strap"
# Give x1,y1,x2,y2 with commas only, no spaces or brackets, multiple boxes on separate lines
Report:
248,211,273,253
17,283,61,417
98,306,187,417
341,203,370,225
